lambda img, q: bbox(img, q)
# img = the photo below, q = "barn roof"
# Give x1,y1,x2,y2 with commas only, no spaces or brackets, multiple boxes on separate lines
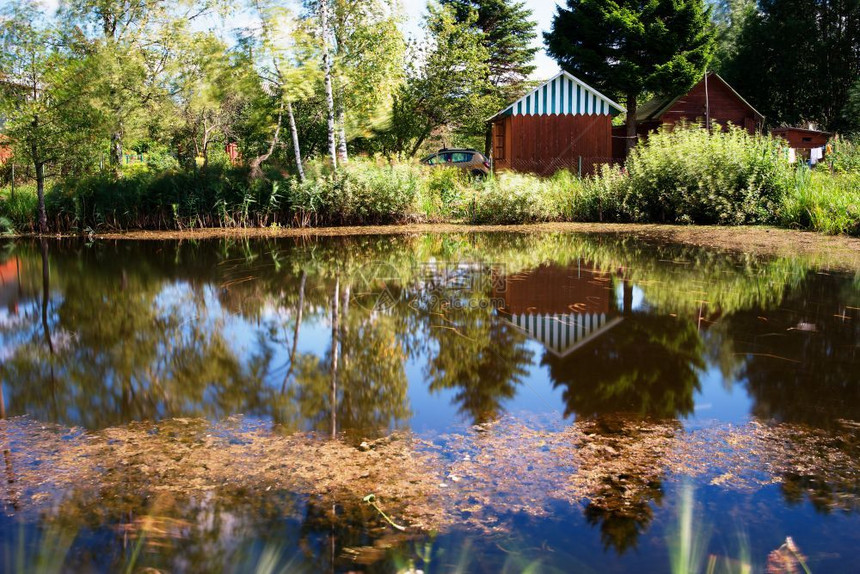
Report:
770,126,832,136
503,311,624,358
637,72,764,123
489,70,626,122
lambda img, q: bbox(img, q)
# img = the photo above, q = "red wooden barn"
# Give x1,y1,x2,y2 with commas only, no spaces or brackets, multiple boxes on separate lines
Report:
493,262,624,358
0,137,11,165
770,127,831,149
613,73,764,159
489,71,626,176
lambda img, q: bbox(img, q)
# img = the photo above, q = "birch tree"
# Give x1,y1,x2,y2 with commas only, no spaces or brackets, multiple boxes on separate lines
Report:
318,0,338,168
330,0,406,164
250,0,320,180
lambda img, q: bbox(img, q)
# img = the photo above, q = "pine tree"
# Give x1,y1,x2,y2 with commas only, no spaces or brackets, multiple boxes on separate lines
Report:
440,0,537,93
721,0,860,130
545,0,714,151
441,0,538,151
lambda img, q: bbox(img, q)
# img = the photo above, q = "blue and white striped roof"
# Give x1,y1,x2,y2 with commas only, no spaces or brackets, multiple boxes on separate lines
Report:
490,71,626,120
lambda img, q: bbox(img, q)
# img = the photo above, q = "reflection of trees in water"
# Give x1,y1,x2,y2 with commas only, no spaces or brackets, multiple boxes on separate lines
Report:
0,243,268,428
422,294,533,425
707,272,860,514
575,417,677,554
283,278,410,440
32,489,376,573
544,315,705,420
0,233,851,440
721,272,860,429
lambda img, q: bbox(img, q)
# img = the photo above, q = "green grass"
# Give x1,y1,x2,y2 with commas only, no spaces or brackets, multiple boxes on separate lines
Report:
782,170,860,235
0,183,39,233
2,131,859,235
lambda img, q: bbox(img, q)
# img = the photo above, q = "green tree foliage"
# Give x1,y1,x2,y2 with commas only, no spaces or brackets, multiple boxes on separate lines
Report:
171,32,250,169
709,0,755,68
439,0,538,149
378,4,489,157
247,0,321,179
544,0,715,150
722,0,860,130
330,0,405,146
0,1,102,232
60,0,172,169
845,77,860,134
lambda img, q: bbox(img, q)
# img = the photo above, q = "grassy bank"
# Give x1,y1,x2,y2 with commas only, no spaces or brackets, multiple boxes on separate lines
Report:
1,127,858,235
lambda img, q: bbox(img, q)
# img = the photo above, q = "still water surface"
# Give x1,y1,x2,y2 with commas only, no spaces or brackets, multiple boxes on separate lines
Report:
0,233,858,572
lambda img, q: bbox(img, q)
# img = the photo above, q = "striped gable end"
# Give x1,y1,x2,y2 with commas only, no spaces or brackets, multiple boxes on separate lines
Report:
490,71,626,121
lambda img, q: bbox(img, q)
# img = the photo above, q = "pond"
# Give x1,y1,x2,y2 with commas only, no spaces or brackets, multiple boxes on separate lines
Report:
0,232,858,573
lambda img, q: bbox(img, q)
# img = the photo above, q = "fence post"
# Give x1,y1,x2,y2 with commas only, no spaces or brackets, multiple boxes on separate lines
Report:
578,156,582,178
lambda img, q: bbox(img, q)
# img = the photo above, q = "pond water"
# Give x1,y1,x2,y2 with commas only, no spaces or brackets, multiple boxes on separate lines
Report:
0,232,858,573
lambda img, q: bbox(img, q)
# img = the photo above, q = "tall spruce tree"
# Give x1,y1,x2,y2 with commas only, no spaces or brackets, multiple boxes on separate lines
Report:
440,0,537,93
545,0,714,151
440,0,537,152
721,0,860,131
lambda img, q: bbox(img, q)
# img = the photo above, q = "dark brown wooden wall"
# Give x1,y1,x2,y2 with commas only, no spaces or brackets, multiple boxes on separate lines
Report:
494,263,612,316
492,114,613,176
770,129,830,149
0,138,11,165
660,78,761,133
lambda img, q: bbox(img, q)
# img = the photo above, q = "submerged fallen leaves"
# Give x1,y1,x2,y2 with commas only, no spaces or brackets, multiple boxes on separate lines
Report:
1,414,859,535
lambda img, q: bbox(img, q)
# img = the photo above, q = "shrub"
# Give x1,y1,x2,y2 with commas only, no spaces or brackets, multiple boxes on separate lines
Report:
470,172,563,224
782,170,860,235
0,184,38,233
829,137,860,174
618,125,795,225
422,167,472,219
290,159,423,226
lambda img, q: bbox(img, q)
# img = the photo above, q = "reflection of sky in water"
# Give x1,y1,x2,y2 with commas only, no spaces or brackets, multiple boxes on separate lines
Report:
0,238,856,434
0,238,858,573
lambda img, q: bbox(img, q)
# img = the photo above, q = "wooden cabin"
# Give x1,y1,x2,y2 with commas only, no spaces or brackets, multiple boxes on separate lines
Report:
613,73,764,159
0,137,11,165
489,71,626,176
770,127,831,150
493,262,624,358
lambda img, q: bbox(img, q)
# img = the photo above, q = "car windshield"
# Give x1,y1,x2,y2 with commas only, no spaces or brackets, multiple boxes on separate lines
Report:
425,151,476,165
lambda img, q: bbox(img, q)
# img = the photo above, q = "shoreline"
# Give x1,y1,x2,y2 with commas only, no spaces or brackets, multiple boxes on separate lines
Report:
11,222,860,268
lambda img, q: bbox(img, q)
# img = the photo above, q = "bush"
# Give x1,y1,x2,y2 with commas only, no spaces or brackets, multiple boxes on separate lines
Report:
422,167,472,219
0,184,38,233
291,159,423,226
323,160,422,224
470,172,563,224
618,125,795,224
782,169,860,235
830,137,860,174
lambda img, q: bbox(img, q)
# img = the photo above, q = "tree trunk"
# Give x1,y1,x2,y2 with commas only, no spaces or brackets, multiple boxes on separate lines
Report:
110,128,123,170
336,89,348,164
320,0,338,169
35,160,47,235
249,106,282,179
40,239,53,354
281,270,306,394
484,124,492,157
625,92,638,154
287,101,305,182
330,276,340,440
